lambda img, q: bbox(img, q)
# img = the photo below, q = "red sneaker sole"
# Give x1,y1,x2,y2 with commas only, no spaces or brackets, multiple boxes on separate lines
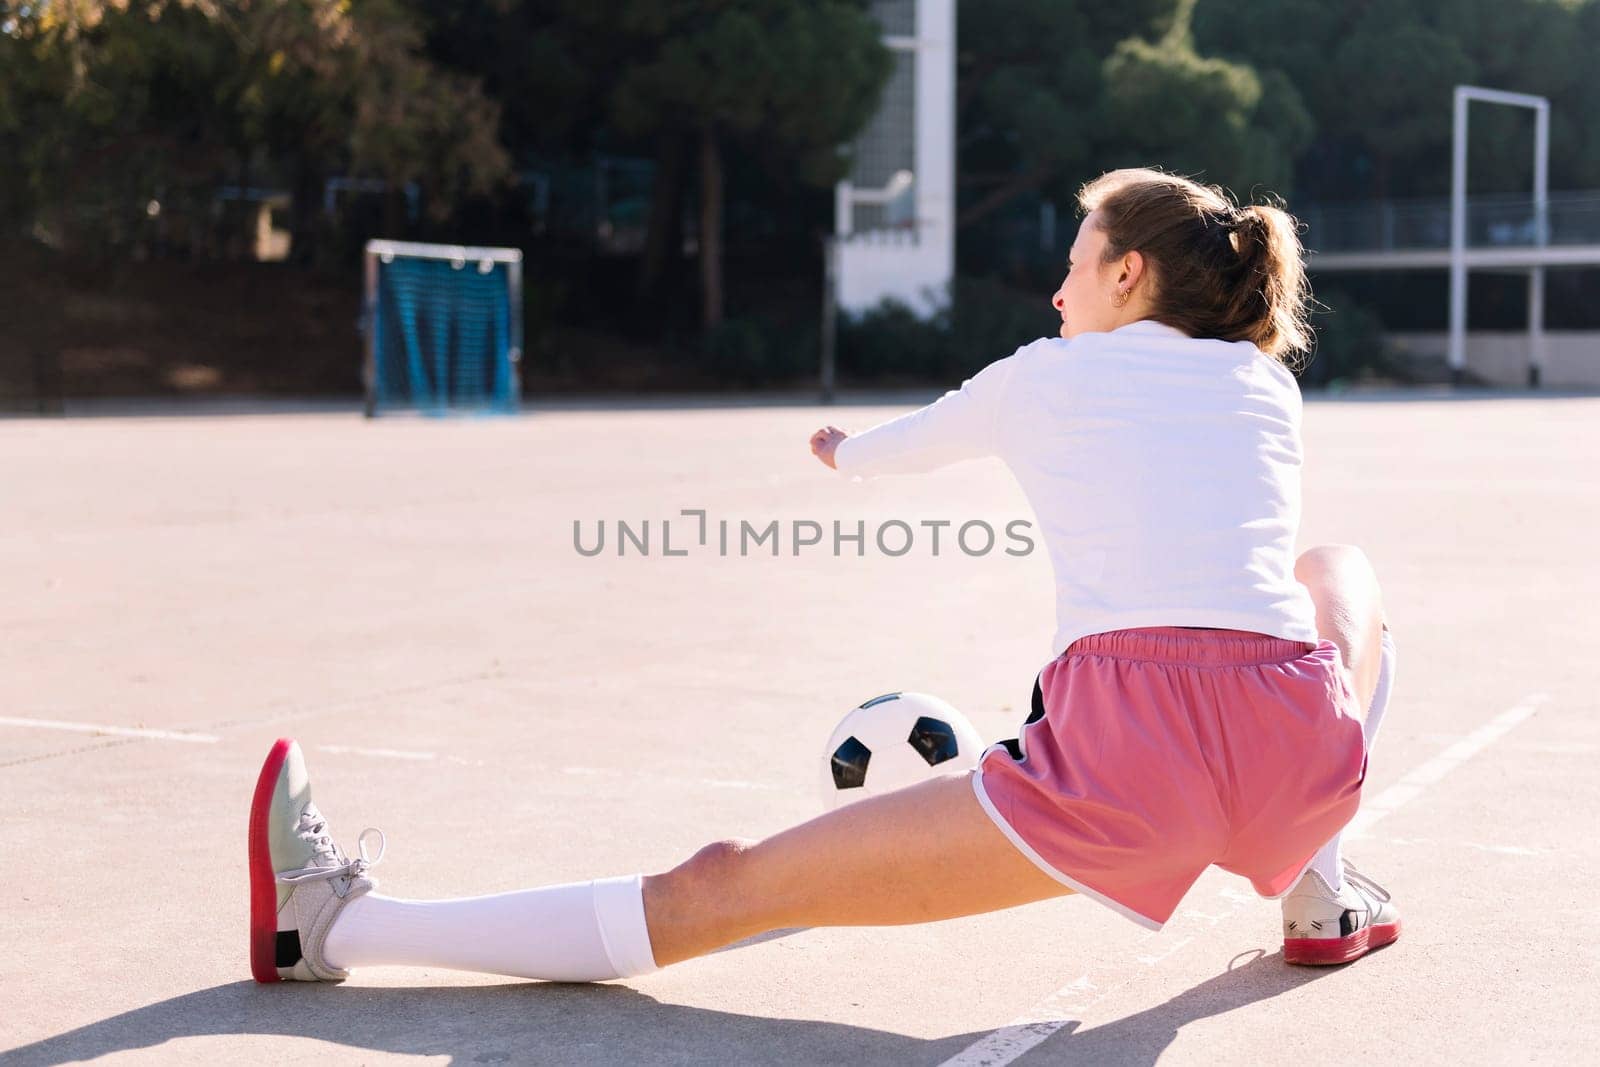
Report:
248,738,295,983
1284,918,1402,965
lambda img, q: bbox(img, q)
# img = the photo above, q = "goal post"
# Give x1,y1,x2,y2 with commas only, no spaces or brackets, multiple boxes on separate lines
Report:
362,240,523,417
1449,86,1550,387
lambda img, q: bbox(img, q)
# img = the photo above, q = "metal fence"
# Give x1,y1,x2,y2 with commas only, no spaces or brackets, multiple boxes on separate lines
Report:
1299,190,1600,253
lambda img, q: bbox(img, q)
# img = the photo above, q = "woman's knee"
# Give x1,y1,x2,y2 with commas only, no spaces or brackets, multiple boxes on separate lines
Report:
1295,544,1386,704
684,837,758,882
657,838,758,908
641,837,764,966
1295,544,1375,588
1297,544,1384,620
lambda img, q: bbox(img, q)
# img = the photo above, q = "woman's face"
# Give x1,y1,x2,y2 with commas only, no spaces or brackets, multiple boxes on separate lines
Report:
1051,211,1127,339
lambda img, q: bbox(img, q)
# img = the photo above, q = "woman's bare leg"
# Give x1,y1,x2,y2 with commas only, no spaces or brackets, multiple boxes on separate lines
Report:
642,769,1069,967
1281,544,1402,964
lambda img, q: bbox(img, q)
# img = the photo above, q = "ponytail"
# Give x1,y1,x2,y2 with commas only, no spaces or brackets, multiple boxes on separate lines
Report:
1227,203,1311,359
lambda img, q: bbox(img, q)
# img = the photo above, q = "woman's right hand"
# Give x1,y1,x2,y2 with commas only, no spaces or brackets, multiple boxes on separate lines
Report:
810,426,848,470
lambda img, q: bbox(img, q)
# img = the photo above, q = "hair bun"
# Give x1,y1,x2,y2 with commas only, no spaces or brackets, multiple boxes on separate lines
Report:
1233,205,1264,233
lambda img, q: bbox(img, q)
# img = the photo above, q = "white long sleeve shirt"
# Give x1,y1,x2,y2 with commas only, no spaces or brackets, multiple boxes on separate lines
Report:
833,320,1320,656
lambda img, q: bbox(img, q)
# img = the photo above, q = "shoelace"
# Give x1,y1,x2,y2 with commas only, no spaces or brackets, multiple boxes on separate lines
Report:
276,804,387,886
1342,861,1391,904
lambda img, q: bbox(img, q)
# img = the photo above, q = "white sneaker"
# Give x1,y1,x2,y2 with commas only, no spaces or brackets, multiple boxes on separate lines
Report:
249,738,385,982
1282,862,1401,965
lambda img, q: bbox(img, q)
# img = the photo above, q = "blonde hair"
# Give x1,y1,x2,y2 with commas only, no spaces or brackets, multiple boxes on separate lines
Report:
1077,168,1312,361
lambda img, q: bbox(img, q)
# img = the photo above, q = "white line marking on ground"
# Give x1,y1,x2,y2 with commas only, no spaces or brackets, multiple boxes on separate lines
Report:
936,693,1548,1067
1344,693,1546,840
1376,835,1551,857
316,744,438,761
0,716,220,744
560,764,788,792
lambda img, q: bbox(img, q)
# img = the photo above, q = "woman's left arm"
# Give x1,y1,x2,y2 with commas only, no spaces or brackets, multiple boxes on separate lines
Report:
811,354,1020,478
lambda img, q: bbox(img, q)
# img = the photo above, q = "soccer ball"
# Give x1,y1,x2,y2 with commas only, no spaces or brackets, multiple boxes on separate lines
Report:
821,692,987,810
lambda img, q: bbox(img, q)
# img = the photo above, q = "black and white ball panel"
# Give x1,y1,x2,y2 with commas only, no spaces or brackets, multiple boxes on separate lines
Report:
821,691,986,807
907,715,961,766
830,735,873,790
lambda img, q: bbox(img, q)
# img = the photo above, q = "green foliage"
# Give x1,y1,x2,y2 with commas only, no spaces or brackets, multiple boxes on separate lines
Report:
578,2,889,326
1300,288,1398,388
701,317,770,384
957,0,1311,229
693,313,828,387
405,1,599,152
1329,14,1475,161
1193,0,1600,197
0,18,43,229
1101,35,1311,194
503,1,890,187
839,277,1054,382
839,276,1399,391
956,0,1172,227
247,0,508,213
3,1,507,255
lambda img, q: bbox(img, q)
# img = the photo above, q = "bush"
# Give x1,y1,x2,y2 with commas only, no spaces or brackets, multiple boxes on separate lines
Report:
837,298,948,380
701,316,818,386
834,276,1405,390
701,317,770,383
1300,289,1400,387
837,276,1054,383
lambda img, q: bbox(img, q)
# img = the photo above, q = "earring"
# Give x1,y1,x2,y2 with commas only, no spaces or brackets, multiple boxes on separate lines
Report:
1112,289,1130,308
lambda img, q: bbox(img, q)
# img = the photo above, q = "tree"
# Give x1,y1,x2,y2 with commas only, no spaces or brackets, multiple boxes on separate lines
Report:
1100,33,1311,196
956,0,1309,234
415,1,889,325
1,2,248,249
600,1,890,329
4,1,509,259
235,0,510,258
1192,0,1600,199
0,8,58,232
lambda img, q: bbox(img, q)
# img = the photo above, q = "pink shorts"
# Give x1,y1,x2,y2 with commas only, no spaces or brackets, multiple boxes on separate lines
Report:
973,627,1367,930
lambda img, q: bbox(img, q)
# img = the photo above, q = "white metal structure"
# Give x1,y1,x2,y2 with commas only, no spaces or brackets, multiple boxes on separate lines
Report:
364,239,523,266
1450,86,1549,385
833,0,956,317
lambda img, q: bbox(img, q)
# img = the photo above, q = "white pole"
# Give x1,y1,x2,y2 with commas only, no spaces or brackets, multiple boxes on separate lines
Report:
1450,86,1551,388
1530,101,1550,387
821,237,838,404
362,249,379,418
1527,266,1545,388
1449,87,1469,384
506,258,524,410
1534,101,1551,241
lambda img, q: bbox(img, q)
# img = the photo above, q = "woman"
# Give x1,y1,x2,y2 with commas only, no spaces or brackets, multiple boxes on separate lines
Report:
249,168,1399,986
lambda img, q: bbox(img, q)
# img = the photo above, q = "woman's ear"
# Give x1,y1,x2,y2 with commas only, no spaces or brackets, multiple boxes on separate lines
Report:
1120,250,1145,290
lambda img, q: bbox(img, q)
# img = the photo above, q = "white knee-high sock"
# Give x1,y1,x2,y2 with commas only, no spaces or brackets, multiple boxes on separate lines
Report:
322,874,659,981
1305,629,1398,891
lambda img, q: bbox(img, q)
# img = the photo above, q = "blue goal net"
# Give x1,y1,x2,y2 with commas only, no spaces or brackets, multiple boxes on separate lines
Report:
364,241,522,416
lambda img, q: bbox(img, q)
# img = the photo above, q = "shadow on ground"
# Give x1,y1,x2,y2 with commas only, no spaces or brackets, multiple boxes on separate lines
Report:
5,948,1339,1066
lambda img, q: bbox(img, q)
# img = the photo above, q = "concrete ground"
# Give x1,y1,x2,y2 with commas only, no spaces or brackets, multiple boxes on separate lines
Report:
2,391,1596,1065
